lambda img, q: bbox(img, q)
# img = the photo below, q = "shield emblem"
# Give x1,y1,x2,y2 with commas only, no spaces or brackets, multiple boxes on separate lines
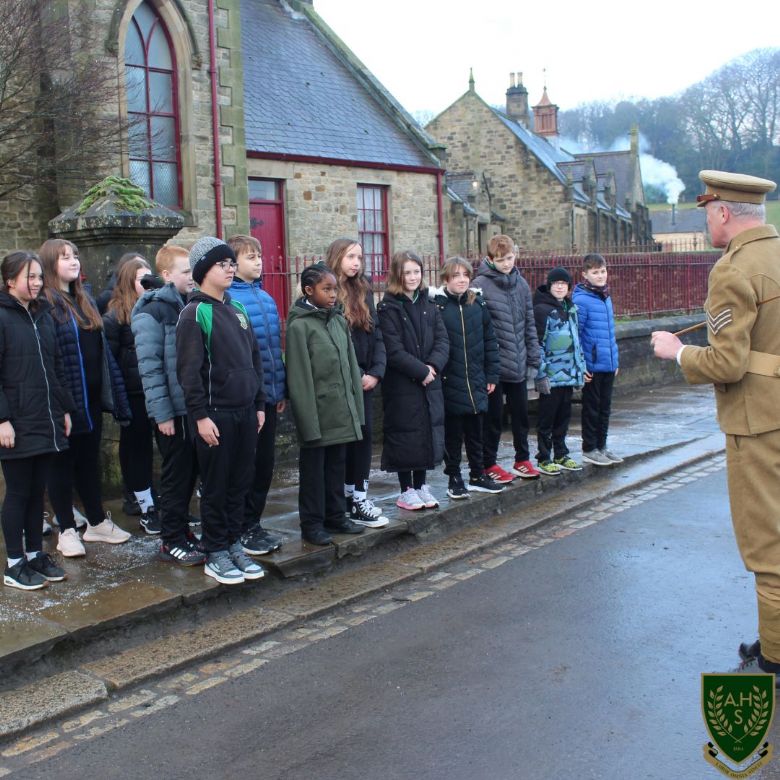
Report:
702,674,775,764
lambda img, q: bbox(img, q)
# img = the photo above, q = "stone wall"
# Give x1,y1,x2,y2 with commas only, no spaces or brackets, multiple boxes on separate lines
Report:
245,158,441,257
426,93,573,251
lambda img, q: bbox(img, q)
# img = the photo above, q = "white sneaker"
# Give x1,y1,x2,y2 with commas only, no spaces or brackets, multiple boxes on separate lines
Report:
57,527,86,557
350,497,390,528
82,513,131,544
72,506,88,528
396,488,425,511
601,448,624,464
416,484,439,509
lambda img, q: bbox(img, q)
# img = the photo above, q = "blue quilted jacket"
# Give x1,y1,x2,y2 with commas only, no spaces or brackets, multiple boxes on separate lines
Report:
572,283,619,372
229,278,286,404
49,294,131,435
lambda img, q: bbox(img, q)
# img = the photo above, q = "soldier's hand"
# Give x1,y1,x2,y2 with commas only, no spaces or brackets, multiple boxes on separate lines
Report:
651,330,683,360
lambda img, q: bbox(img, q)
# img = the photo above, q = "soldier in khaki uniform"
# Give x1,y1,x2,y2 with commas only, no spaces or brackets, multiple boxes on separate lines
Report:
652,170,780,675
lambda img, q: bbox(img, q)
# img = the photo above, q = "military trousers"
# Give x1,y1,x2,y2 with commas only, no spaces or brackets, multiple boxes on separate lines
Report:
726,428,780,663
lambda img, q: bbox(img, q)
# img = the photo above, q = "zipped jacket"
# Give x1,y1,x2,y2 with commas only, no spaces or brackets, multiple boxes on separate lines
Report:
0,293,74,459
572,283,619,372
131,282,188,423
533,286,587,388
432,286,499,415
228,277,286,404
176,290,265,420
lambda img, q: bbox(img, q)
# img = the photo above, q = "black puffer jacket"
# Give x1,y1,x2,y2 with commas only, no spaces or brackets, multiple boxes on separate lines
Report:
103,311,143,395
377,290,449,472
432,287,500,415
349,290,386,379
0,293,74,459
473,259,540,382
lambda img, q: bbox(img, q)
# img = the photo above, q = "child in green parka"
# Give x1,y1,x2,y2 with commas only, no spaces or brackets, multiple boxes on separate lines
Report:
285,264,365,546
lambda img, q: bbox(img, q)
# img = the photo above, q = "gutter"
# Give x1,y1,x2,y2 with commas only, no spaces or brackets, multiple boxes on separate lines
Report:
207,0,223,237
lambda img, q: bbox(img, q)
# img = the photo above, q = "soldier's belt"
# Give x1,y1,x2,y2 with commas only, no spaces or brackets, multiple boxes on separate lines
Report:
746,350,780,377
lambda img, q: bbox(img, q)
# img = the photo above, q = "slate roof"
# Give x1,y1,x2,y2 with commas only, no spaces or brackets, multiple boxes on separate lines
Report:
240,0,438,168
651,208,706,234
574,151,636,208
445,186,478,216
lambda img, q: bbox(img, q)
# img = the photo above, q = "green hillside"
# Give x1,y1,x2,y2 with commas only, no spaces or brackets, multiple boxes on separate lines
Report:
649,201,780,234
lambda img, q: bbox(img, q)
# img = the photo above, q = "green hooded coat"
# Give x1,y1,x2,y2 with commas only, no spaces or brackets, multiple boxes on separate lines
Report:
285,299,364,448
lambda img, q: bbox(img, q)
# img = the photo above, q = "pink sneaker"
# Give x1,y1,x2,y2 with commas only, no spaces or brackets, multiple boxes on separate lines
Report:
512,460,541,479
396,488,425,511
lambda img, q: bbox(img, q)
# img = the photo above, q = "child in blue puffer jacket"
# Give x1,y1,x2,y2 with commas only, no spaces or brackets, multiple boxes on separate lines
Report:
227,235,286,557
572,253,621,467
533,267,587,475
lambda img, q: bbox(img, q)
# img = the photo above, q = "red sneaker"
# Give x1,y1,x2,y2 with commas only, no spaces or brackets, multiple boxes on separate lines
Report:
484,464,515,484
512,460,541,479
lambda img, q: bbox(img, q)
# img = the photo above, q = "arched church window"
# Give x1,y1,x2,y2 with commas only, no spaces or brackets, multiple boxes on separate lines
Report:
124,1,181,207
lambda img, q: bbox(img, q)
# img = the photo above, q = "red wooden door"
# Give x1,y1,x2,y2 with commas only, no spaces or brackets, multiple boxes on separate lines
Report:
249,193,289,320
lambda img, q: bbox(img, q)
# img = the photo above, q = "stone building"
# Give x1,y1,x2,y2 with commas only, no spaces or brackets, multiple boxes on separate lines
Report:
425,73,652,255
1,0,445,315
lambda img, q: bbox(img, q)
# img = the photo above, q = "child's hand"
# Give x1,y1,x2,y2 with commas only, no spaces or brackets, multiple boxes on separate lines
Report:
362,374,379,391
64,413,72,438
197,417,220,446
0,420,15,448
158,419,175,436
257,410,266,432
534,376,551,395
487,383,496,394
584,371,593,383
422,366,436,386
276,400,286,413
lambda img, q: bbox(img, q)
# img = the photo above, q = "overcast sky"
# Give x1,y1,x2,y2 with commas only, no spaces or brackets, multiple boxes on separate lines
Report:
314,0,777,117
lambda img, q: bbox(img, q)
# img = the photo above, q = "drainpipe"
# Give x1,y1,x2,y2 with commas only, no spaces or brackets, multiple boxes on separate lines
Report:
207,0,223,238
436,170,444,264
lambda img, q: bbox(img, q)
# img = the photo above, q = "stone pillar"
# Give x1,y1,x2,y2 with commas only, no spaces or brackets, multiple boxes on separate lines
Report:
48,186,185,288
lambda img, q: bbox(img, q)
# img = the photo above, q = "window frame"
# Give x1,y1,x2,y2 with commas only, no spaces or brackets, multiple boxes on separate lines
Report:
357,184,389,280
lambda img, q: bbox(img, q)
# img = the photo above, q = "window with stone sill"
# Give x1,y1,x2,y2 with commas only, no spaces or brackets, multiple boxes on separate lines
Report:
357,184,389,279
125,1,182,208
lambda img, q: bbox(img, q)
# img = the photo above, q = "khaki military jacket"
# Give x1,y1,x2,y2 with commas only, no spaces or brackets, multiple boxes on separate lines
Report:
680,225,780,435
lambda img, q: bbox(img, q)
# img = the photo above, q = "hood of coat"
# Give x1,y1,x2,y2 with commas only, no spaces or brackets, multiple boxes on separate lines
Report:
287,296,343,325
475,258,519,289
429,285,483,304
186,289,233,306
230,277,265,293
135,281,186,312
534,284,572,309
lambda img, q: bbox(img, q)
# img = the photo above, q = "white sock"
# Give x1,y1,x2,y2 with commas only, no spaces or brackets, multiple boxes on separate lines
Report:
134,489,155,513
7,556,23,567
25,551,41,561
353,490,367,502
344,484,355,498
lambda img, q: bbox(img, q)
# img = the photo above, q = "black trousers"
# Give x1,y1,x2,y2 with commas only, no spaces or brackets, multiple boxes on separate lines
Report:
298,444,346,532
243,403,277,533
536,386,573,462
1,454,52,559
345,389,373,493
398,470,426,491
193,406,256,553
444,413,484,478
483,380,530,466
581,371,615,452
47,405,105,530
155,415,198,546
120,393,154,493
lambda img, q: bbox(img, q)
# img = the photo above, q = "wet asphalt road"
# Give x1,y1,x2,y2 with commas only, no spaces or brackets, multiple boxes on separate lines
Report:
15,464,779,779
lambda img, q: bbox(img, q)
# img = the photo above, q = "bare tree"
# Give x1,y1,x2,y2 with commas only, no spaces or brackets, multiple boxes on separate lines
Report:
0,0,124,204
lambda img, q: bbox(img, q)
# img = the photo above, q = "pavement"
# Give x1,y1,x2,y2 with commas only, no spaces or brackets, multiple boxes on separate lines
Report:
0,382,724,745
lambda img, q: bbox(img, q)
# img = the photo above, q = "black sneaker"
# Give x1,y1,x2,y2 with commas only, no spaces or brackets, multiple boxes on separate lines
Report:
468,474,505,493
158,542,207,566
140,508,161,535
345,495,353,517
4,560,48,590
447,474,469,500
241,527,282,556
185,529,206,553
27,552,66,582
350,497,390,527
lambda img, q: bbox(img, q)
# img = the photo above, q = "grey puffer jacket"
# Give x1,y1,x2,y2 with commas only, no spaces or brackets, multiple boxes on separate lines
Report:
130,283,187,423
473,259,540,382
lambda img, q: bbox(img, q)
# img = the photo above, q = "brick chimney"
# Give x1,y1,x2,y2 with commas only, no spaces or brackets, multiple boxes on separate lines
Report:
506,72,530,128
533,86,559,138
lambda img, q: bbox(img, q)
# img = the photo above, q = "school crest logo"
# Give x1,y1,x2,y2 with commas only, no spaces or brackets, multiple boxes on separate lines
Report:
702,673,775,776
236,312,249,330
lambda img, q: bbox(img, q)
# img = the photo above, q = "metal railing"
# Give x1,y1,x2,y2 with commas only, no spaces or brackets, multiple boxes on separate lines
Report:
263,249,720,334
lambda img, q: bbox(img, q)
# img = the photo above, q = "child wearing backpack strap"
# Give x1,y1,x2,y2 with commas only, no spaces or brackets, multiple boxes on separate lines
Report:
176,237,266,585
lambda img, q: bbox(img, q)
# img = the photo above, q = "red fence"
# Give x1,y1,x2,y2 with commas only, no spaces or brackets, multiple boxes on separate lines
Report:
263,249,720,330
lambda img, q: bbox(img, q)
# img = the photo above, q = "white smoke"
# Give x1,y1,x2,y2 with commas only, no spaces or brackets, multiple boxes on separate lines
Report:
639,154,685,204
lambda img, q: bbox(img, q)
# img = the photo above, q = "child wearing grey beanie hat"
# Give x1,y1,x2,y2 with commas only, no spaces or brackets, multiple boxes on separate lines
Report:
189,236,236,285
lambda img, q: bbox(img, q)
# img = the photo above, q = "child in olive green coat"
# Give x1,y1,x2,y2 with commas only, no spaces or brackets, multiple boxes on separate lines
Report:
285,264,364,546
